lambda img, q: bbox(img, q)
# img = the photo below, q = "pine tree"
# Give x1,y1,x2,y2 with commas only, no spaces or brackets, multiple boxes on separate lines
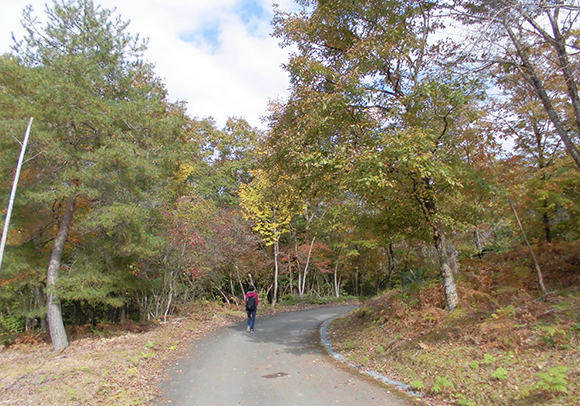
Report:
0,0,191,348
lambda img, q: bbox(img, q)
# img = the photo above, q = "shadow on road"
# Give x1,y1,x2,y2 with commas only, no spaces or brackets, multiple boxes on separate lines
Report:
227,306,356,358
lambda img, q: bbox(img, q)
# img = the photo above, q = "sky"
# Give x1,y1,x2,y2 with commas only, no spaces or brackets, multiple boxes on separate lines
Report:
0,0,299,129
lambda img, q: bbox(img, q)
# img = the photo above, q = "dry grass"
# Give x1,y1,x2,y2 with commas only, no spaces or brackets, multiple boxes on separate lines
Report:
0,302,245,405
329,242,580,406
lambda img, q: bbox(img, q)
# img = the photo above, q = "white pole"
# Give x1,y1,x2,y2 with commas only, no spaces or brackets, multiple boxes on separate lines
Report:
0,117,34,275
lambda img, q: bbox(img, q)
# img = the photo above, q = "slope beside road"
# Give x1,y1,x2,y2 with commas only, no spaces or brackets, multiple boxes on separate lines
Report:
158,306,415,406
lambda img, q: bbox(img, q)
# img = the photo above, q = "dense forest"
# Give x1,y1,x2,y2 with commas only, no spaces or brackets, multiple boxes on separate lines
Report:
1,0,579,351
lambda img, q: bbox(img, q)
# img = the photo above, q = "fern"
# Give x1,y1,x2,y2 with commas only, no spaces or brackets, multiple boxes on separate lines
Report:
492,366,508,380
411,380,424,390
535,366,568,394
431,375,454,393
482,353,496,364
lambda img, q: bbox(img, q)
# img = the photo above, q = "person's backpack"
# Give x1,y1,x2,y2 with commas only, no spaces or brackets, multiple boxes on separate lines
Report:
246,295,256,311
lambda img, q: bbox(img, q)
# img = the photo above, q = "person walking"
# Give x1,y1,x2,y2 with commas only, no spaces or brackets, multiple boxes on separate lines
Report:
245,286,258,333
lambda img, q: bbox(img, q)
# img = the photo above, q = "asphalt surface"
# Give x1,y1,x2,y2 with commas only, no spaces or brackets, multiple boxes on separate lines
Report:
158,306,414,406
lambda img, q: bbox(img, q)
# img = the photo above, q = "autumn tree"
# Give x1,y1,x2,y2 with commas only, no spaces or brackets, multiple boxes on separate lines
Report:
239,169,305,305
267,0,489,310
453,0,580,170
488,77,574,242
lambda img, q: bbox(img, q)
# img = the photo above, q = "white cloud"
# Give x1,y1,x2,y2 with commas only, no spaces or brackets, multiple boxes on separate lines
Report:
0,0,299,129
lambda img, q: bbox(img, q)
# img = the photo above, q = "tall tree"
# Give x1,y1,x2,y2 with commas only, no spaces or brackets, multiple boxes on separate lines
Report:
1,0,190,348
267,0,486,310
490,73,569,243
453,0,580,169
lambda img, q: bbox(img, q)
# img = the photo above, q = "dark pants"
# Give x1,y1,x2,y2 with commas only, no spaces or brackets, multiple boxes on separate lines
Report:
246,309,256,331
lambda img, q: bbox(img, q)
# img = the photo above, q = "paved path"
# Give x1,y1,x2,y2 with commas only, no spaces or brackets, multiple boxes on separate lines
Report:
158,306,414,406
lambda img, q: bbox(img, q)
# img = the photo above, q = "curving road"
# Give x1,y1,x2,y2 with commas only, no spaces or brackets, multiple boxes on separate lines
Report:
158,306,414,406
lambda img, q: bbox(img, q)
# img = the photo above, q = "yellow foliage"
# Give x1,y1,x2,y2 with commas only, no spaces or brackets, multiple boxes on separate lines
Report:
174,163,195,182
238,169,305,245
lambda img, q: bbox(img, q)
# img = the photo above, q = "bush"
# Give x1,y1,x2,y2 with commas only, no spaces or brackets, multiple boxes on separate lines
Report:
0,315,25,333
279,294,358,306
280,294,303,305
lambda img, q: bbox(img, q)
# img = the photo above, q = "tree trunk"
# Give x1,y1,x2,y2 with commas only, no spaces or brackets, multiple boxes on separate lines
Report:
474,228,483,258
447,243,459,276
273,238,280,306
46,197,76,350
300,237,316,298
297,259,303,298
333,260,340,298
387,242,396,288
138,294,149,324
432,224,459,311
235,264,246,298
288,255,293,295
543,207,552,244
505,193,549,295
419,190,459,311
229,271,238,305
35,284,47,332
216,287,231,304
26,298,34,332
163,270,175,322
120,303,126,323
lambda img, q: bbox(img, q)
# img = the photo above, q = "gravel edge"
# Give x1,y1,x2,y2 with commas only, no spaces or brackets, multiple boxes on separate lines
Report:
319,314,437,404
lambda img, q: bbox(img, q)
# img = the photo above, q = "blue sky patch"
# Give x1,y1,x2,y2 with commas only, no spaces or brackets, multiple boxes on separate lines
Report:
180,19,222,53
179,0,273,51
237,0,267,24
236,0,270,35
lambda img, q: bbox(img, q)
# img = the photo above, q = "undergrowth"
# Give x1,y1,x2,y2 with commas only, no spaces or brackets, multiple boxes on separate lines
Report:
329,241,580,406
